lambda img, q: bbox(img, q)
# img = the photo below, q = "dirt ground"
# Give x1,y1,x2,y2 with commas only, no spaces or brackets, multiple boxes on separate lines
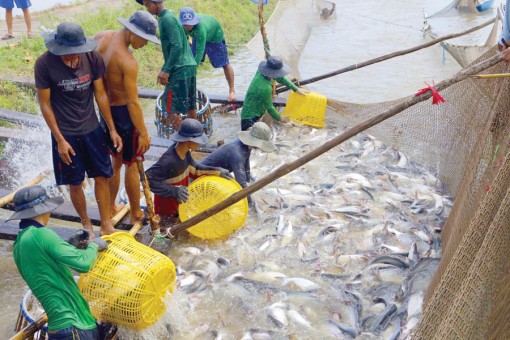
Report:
0,0,125,45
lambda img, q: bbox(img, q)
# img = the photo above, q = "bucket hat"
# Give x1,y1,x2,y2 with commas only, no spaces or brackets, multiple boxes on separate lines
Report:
7,185,64,221
45,22,97,56
171,118,208,144
135,0,164,5
258,56,291,78
238,122,276,152
179,7,201,26
118,11,160,45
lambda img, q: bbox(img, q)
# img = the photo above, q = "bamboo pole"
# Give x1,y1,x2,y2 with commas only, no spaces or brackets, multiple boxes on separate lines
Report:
111,203,130,226
470,73,510,79
129,221,143,236
258,0,271,59
0,169,52,208
168,52,504,236
276,16,497,93
9,313,48,340
135,157,160,235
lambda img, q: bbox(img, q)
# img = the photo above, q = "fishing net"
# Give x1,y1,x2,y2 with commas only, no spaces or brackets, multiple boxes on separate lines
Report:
323,46,510,338
427,0,479,18
246,0,325,78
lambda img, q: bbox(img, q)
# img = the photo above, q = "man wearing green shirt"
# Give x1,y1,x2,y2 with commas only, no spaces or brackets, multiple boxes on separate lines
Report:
241,55,306,131
10,185,108,339
179,7,236,102
139,0,197,131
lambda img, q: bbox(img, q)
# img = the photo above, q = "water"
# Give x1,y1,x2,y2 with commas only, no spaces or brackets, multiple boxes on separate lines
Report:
0,0,504,337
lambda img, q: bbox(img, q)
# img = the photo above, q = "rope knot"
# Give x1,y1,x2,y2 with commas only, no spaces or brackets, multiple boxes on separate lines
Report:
415,81,445,105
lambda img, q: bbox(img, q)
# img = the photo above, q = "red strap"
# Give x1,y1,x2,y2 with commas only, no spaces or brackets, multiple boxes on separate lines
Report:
415,81,445,105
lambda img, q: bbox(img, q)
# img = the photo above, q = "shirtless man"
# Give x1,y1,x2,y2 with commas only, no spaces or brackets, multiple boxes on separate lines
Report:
94,11,160,223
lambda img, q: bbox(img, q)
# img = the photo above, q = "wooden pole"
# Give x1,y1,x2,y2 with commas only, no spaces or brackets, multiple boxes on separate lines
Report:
258,0,271,59
470,73,510,79
111,203,130,226
9,313,48,340
129,221,143,236
276,16,497,93
135,157,160,235
0,169,52,208
168,53,504,236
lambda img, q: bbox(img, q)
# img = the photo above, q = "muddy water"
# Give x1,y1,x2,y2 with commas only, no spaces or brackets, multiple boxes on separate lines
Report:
0,0,504,337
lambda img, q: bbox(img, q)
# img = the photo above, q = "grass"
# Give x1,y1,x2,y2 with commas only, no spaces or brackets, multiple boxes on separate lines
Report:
0,0,277,90
0,81,39,113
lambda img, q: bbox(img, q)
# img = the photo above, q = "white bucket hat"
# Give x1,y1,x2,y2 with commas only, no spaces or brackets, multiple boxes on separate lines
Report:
238,122,276,152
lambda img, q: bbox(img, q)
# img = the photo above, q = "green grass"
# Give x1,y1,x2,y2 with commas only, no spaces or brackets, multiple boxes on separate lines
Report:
0,81,39,113
0,0,277,90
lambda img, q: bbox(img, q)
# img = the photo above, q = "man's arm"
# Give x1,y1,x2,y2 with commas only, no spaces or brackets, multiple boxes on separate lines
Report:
193,25,207,65
93,78,123,153
37,88,76,165
42,228,99,273
122,59,151,154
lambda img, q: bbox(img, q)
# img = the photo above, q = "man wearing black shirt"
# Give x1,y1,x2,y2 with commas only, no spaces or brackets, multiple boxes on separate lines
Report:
35,22,123,236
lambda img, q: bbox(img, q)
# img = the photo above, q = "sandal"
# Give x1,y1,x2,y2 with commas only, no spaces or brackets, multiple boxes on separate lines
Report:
1,34,15,40
27,33,33,39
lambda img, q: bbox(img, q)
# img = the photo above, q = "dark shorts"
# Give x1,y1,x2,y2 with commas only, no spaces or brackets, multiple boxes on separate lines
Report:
52,125,113,186
162,76,197,115
192,40,230,68
103,105,143,166
241,117,260,131
48,326,98,340
0,0,31,9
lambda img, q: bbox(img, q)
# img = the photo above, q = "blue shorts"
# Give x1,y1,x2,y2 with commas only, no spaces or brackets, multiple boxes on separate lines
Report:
52,125,113,186
192,40,230,68
0,0,31,9
103,105,143,166
162,76,197,115
48,326,98,340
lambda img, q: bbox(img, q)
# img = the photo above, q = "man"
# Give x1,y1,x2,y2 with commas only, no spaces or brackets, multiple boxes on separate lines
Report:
139,0,197,132
241,55,306,131
179,7,236,101
0,0,32,40
199,122,276,205
94,11,159,224
35,22,123,236
10,185,108,339
499,0,510,61
146,118,230,220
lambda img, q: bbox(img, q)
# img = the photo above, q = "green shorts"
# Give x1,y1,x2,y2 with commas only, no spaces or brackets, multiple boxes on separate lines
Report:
162,75,197,115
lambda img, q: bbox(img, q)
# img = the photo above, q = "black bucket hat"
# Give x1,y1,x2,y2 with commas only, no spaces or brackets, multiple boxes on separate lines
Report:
118,11,160,45
258,56,291,78
45,22,97,56
7,185,64,221
170,118,208,144
135,0,164,5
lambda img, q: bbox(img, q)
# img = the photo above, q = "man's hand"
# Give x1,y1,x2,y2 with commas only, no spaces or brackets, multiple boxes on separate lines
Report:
110,130,123,153
66,229,90,249
296,88,307,96
501,48,510,63
137,131,151,155
280,115,290,123
90,237,108,252
176,186,189,204
218,168,233,180
57,139,76,165
158,70,170,85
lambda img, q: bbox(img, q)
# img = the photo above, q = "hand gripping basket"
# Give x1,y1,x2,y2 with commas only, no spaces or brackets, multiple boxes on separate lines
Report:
178,176,249,239
282,91,327,128
78,232,176,330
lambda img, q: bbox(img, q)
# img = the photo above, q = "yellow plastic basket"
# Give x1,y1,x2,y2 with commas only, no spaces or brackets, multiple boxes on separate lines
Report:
78,232,176,330
282,91,327,128
178,176,248,239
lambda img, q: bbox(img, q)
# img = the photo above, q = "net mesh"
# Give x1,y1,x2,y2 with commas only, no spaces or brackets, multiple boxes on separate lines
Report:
322,46,510,338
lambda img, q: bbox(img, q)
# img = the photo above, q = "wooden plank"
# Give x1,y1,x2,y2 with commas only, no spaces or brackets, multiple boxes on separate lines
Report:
0,220,81,241
0,75,288,106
